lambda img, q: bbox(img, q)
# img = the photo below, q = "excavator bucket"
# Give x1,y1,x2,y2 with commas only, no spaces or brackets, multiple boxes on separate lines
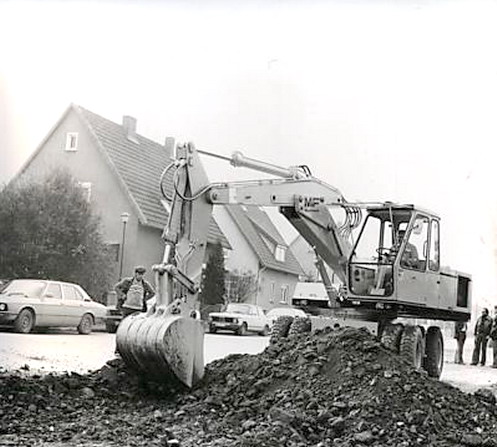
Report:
116,308,204,388
115,142,212,388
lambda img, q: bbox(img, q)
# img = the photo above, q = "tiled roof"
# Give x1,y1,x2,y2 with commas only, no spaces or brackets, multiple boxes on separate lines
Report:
226,205,303,276
75,105,230,249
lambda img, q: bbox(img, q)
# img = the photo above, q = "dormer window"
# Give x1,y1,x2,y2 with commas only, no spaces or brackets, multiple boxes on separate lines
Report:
65,132,79,151
275,245,286,262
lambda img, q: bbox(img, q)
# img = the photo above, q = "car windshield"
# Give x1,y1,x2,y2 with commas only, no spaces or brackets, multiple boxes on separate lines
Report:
225,303,252,314
1,280,46,297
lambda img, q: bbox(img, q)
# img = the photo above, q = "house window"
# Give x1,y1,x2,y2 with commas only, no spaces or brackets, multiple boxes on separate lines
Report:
269,282,275,303
275,245,286,262
78,182,92,202
280,284,289,304
65,132,79,151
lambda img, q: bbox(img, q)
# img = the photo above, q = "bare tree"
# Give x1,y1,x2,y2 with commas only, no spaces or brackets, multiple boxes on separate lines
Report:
225,270,257,303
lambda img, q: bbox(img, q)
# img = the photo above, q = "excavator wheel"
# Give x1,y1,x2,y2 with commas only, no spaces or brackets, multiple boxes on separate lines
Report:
269,316,294,342
288,316,312,337
399,325,424,371
423,326,444,378
380,323,404,354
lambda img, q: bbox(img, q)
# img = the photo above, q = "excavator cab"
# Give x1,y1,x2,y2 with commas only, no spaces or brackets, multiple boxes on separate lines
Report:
348,204,440,306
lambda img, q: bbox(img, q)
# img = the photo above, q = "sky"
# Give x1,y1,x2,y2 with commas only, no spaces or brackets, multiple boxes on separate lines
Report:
1,0,497,306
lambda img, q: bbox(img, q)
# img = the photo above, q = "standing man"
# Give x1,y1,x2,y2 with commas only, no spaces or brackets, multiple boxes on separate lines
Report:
453,321,468,364
471,308,493,366
114,266,155,318
489,305,497,368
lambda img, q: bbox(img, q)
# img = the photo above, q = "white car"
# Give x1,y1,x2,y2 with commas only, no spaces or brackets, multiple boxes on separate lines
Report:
208,303,271,336
0,279,107,334
266,307,308,324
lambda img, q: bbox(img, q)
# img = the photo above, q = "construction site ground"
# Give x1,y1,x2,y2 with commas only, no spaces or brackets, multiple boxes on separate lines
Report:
1,328,497,446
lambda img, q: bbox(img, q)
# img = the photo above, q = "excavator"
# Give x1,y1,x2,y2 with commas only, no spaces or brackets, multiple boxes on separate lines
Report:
116,142,471,387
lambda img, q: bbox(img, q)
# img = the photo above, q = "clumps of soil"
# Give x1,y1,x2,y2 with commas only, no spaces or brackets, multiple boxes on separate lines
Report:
1,327,497,447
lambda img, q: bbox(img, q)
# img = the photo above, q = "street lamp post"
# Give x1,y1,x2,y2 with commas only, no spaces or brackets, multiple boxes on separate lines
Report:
119,212,130,280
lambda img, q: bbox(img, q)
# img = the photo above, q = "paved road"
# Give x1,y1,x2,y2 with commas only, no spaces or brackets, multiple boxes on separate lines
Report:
0,329,268,375
0,329,496,393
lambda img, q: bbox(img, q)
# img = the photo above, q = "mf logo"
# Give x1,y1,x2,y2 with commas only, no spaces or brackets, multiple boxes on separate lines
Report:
297,196,324,211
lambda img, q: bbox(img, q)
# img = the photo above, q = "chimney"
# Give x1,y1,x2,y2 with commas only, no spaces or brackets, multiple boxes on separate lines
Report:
122,115,138,143
164,136,175,155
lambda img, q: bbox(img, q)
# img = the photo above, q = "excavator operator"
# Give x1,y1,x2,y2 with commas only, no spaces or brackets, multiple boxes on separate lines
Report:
395,230,419,269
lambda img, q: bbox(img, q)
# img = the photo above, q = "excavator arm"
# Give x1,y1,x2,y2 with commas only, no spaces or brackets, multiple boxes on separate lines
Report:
116,142,359,387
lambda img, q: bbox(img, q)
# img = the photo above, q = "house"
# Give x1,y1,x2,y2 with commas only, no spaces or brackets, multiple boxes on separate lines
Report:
290,234,343,283
214,204,303,310
289,234,321,282
13,104,230,285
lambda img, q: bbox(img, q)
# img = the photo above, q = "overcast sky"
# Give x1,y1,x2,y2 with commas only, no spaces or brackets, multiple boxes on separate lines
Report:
1,0,497,305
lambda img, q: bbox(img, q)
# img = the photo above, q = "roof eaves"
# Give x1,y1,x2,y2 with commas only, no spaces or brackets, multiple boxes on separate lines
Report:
74,105,148,225
250,219,281,246
226,205,289,272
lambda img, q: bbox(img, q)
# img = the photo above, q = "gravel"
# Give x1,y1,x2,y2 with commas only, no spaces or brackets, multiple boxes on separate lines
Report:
1,326,497,446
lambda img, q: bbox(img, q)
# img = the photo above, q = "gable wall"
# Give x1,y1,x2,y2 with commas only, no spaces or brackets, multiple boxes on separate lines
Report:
16,109,140,282
213,206,299,310
213,206,259,274
257,268,299,311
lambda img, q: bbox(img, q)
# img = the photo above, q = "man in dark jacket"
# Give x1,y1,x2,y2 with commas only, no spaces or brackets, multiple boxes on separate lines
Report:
471,308,493,366
114,266,155,318
490,306,497,368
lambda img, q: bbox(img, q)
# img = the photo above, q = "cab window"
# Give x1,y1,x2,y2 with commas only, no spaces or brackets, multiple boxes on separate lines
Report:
401,216,429,271
429,220,440,271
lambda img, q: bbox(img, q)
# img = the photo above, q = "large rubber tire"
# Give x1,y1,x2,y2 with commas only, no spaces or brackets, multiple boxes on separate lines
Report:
380,323,404,354
78,314,93,335
236,322,247,336
259,325,270,336
288,316,312,337
269,316,294,342
423,326,444,378
400,325,424,371
14,308,35,334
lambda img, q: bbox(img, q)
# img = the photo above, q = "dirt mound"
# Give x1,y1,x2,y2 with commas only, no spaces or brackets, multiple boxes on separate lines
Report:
1,327,497,446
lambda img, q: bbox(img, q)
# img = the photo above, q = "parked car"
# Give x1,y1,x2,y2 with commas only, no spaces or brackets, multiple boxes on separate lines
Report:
266,307,308,324
103,291,121,333
0,279,106,334
208,303,271,336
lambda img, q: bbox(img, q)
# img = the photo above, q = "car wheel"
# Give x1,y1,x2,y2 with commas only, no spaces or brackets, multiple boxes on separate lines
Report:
14,309,35,334
237,322,247,336
259,325,270,336
78,313,93,335
105,321,118,334
208,325,217,334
